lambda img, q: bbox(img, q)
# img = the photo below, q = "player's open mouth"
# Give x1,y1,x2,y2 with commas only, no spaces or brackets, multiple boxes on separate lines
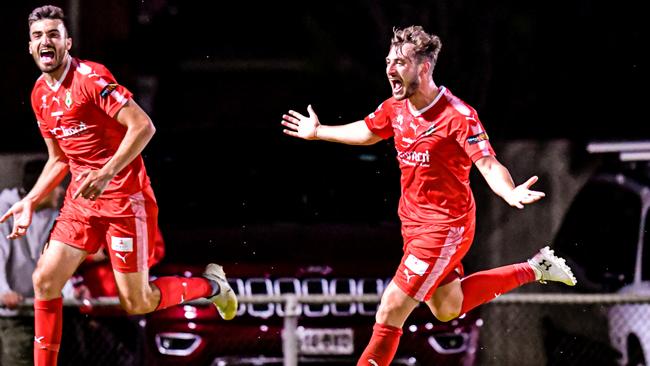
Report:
39,49,55,64
390,78,403,94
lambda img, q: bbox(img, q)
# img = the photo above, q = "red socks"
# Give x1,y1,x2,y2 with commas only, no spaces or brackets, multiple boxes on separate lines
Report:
152,276,213,310
34,297,63,366
357,323,403,366
459,263,535,315
355,264,534,366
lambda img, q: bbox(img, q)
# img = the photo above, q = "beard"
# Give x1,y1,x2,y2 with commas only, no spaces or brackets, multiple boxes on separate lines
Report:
33,50,66,74
393,78,419,100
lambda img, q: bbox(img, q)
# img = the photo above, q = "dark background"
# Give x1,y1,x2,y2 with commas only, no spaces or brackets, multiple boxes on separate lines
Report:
2,1,647,260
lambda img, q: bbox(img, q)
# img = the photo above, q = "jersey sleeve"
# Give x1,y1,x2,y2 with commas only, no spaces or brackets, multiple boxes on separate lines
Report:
363,100,395,139
80,63,133,118
453,109,495,162
31,87,53,139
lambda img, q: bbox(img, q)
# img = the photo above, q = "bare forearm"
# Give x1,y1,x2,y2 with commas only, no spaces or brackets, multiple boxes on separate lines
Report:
484,164,516,200
102,122,155,177
316,121,382,145
476,156,516,200
24,156,69,205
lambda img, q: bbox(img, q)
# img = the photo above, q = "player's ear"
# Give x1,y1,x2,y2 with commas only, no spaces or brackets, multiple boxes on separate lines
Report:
65,37,72,51
421,60,431,75
28,42,33,54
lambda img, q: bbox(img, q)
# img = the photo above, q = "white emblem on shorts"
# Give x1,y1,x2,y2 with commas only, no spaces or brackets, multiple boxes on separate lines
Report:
368,359,379,366
111,236,134,252
405,254,429,276
35,336,44,344
404,269,416,283
115,252,129,264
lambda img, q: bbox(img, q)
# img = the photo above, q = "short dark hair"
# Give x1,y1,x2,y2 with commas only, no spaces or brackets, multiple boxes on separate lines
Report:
28,5,69,33
391,26,442,71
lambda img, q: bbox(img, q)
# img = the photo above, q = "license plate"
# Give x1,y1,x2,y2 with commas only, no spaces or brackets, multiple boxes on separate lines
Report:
297,328,354,355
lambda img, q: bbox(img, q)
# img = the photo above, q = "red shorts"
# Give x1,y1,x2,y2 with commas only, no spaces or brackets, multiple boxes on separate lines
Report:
393,219,475,302
49,185,159,273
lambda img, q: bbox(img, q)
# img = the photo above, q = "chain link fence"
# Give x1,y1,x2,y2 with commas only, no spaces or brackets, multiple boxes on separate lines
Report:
477,294,650,366
6,294,650,365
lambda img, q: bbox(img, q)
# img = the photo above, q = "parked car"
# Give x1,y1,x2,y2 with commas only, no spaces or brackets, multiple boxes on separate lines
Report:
552,151,650,366
145,223,481,366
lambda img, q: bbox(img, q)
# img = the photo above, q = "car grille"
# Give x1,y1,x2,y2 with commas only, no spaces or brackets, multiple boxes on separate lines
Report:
229,277,389,318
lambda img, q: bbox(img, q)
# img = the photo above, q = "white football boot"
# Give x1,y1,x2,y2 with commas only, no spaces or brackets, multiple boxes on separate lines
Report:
203,264,238,320
527,246,577,286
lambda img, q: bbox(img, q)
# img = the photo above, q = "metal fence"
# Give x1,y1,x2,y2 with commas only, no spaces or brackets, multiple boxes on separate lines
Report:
478,293,650,366
9,293,650,366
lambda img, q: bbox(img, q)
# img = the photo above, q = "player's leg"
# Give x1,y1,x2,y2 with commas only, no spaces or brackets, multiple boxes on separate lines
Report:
422,219,534,320
455,262,536,316
112,267,229,315
358,224,469,366
425,262,535,321
32,240,89,366
112,259,238,318
108,194,236,318
425,275,463,322
357,281,417,366
430,246,577,321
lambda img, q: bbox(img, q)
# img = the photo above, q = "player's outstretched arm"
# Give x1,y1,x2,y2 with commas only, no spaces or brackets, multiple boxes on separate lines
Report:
281,105,382,146
475,155,545,209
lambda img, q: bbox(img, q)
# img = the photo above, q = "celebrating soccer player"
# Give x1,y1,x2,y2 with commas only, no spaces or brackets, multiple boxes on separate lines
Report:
282,25,576,366
0,6,238,365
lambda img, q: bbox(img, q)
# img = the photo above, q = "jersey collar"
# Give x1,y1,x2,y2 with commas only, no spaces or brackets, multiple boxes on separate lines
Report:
408,86,446,116
45,55,72,92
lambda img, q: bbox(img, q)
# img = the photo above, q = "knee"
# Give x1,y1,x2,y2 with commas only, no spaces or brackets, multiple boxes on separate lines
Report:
433,307,461,322
430,298,462,322
32,268,61,299
375,296,411,325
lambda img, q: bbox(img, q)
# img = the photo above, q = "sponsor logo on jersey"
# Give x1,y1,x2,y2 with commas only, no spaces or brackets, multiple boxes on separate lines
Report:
467,132,489,144
404,254,429,276
111,236,134,252
397,149,430,167
100,83,118,98
49,121,88,139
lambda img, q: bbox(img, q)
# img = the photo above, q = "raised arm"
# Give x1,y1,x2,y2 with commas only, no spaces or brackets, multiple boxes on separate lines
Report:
282,105,382,146
73,99,155,200
474,155,545,209
0,137,69,238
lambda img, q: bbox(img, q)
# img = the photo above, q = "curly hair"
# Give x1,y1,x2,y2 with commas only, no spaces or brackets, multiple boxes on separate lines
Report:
391,26,442,71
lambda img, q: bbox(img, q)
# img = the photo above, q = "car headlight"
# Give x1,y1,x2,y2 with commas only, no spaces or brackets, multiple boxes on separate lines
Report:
155,332,202,356
427,332,469,354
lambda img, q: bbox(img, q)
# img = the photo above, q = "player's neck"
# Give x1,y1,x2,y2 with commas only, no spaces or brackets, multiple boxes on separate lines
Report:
408,80,439,110
43,54,71,85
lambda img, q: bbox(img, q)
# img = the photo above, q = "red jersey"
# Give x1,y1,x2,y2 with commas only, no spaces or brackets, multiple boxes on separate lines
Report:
364,87,495,225
31,56,150,198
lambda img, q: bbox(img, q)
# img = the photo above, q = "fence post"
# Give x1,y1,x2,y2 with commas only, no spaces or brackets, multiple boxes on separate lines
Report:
282,295,299,366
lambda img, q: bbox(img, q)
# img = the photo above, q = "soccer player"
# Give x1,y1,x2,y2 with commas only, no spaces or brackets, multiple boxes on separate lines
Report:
282,25,576,366
0,6,237,365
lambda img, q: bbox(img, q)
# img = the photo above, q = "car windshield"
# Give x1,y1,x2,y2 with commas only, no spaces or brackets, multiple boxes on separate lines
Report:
554,179,641,292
